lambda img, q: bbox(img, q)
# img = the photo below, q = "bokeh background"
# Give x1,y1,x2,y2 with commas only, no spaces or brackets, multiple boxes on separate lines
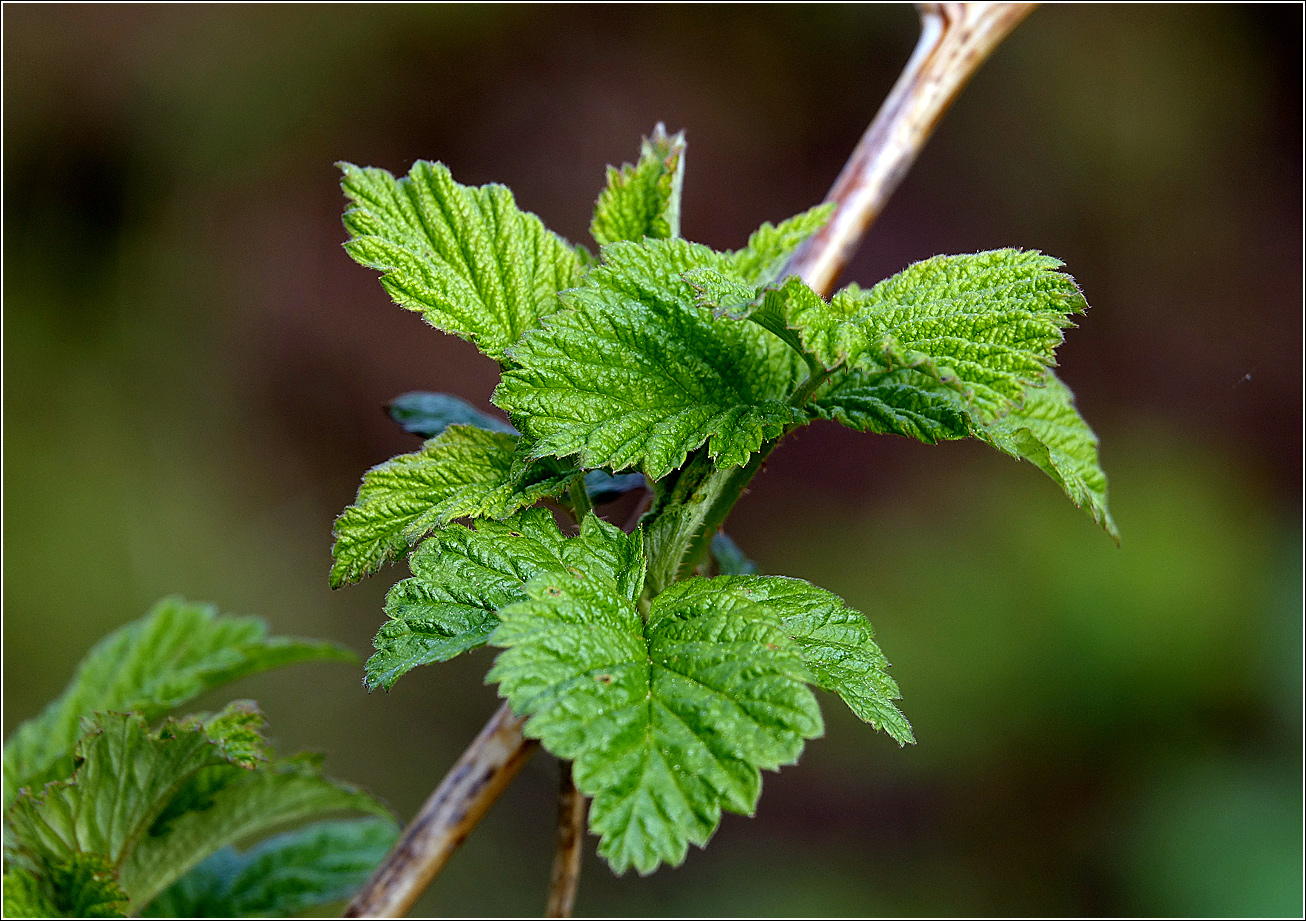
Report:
4,3,1301,916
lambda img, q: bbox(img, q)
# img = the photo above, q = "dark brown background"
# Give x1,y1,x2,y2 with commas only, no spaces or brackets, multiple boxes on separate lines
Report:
5,4,1301,915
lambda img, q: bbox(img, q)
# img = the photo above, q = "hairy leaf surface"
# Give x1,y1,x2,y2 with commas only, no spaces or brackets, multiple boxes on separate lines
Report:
591,124,686,245
340,160,584,362
770,250,1086,419
367,510,641,689
142,817,397,918
329,425,577,587
495,238,805,479
3,856,128,918
727,203,835,286
490,567,823,874
978,372,1118,540
699,576,913,744
2,599,350,810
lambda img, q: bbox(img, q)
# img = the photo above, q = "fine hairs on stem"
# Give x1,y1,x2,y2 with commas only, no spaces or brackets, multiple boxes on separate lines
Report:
345,4,1037,916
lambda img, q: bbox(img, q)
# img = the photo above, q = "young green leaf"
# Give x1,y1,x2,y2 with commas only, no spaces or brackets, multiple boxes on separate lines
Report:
2,598,351,810
142,817,397,918
977,372,1119,541
4,856,129,918
329,425,577,588
495,238,806,480
727,202,835,286
812,367,1117,539
340,160,585,362
387,391,517,439
490,566,823,875
698,576,913,744
757,250,1086,419
591,123,686,245
367,510,641,689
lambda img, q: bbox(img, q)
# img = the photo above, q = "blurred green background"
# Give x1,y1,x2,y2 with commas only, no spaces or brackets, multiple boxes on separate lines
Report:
4,4,1301,916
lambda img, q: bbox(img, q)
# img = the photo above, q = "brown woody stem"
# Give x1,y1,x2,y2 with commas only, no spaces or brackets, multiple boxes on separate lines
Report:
344,4,1035,915
543,761,587,917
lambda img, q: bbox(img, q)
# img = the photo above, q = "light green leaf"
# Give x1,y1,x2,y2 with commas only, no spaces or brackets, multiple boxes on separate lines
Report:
591,124,686,245
119,756,391,912
978,372,1119,541
4,857,128,918
495,238,805,480
489,568,823,875
771,250,1086,419
387,391,517,439
728,203,835,286
4,867,60,918
367,510,641,689
3,599,351,810
329,425,577,588
698,576,913,744
813,367,1117,539
7,710,257,878
142,817,398,918
340,160,585,362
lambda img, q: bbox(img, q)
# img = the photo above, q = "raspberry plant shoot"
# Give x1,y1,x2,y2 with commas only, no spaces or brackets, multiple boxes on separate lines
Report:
330,125,1116,878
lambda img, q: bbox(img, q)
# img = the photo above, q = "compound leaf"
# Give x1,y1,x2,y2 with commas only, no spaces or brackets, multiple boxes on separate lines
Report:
766,250,1086,420
386,391,517,439
329,425,577,588
591,124,686,245
142,817,397,918
340,160,585,362
495,238,805,480
3,599,350,811
489,568,823,875
367,510,640,689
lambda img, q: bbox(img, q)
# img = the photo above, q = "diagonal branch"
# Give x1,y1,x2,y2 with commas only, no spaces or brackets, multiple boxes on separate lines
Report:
344,4,1036,915
786,2,1038,296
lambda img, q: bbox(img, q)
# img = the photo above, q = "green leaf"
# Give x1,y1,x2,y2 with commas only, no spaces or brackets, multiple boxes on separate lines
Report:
812,367,1117,540
495,238,805,480
3,599,351,810
727,202,835,286
698,577,913,744
7,711,256,877
767,250,1087,419
142,817,398,918
340,160,585,362
120,754,391,912
489,568,823,875
387,391,517,438
329,425,578,588
809,366,975,444
591,123,686,245
367,510,641,689
978,372,1119,541
4,857,129,919
3,867,60,918
710,532,759,576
